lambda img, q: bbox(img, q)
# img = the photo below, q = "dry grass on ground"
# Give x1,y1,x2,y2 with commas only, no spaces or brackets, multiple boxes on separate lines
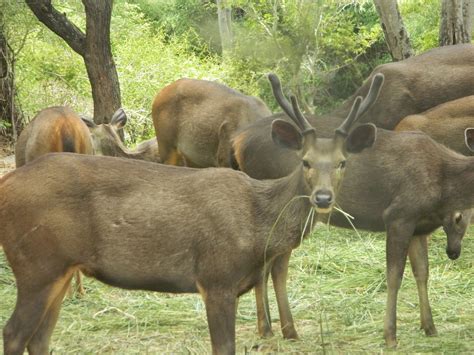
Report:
1,224,474,353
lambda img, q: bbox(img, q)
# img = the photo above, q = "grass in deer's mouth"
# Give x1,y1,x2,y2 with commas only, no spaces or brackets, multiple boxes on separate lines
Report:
1,225,474,353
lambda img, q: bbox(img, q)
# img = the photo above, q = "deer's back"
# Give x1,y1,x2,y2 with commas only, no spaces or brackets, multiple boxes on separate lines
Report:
153,78,271,167
341,44,474,129
15,106,93,167
0,154,270,293
395,96,474,156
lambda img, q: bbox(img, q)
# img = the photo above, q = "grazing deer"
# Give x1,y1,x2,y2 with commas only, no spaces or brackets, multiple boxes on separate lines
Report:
0,74,380,355
152,78,271,167
14,106,94,296
395,95,474,155
82,109,161,163
232,89,474,346
327,43,474,130
15,106,93,168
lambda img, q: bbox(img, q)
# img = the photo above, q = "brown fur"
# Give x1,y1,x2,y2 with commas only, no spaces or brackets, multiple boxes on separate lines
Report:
83,109,161,163
0,86,376,353
14,106,94,298
233,121,474,347
395,95,474,155
15,106,93,168
231,42,474,166
152,78,271,168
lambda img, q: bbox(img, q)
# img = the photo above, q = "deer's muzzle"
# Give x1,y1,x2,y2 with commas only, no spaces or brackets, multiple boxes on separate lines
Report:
311,190,334,212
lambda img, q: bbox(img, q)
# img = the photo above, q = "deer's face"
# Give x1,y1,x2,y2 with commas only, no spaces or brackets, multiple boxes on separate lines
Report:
444,209,472,260
88,124,124,156
81,108,128,156
268,71,382,213
301,137,347,213
272,120,376,214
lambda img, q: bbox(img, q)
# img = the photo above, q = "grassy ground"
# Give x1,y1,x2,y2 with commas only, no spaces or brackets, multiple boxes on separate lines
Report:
0,223,473,353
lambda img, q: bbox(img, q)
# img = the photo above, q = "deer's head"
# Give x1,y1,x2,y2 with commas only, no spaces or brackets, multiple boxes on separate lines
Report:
269,73,384,213
81,108,128,156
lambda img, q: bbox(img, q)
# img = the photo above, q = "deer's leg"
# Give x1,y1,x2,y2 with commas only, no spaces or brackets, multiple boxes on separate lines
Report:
255,264,273,338
271,251,298,339
408,234,437,336
3,270,74,355
27,274,73,355
163,149,186,166
383,220,414,348
157,133,186,166
202,288,237,355
74,270,85,296
66,270,84,298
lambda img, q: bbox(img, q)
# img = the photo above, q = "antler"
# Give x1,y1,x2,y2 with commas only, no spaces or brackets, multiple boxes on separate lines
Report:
290,95,315,135
335,73,385,137
268,73,314,135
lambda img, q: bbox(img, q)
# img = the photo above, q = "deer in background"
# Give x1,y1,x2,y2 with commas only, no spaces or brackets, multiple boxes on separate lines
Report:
15,106,93,169
14,106,94,296
152,78,271,167
321,43,474,130
82,108,161,163
0,73,379,355
232,85,474,347
395,95,474,155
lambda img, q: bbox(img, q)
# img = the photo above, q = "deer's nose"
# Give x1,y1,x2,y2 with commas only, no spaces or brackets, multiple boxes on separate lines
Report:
446,247,461,260
313,190,334,209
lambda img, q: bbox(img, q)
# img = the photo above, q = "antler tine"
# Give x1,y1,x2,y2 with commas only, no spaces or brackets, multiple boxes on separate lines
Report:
355,73,385,119
267,73,300,125
335,73,384,137
335,96,363,136
290,95,315,134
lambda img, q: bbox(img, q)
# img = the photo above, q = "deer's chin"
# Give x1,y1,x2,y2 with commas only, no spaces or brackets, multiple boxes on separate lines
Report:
314,206,333,214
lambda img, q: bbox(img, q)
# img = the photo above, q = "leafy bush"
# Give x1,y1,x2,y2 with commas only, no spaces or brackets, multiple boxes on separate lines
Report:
6,0,446,143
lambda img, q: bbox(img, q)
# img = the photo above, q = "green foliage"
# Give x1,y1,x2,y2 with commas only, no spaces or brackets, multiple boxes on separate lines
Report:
5,1,90,124
401,0,441,53
5,0,445,143
127,0,218,55
224,0,385,112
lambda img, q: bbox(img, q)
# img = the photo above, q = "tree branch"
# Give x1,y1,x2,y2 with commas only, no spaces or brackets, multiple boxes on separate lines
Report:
25,0,86,55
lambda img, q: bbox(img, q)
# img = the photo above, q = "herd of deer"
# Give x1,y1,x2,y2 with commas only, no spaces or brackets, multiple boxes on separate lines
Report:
1,43,474,354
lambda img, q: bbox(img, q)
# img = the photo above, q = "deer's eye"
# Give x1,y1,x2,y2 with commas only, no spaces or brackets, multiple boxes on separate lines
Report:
302,160,310,168
338,160,346,169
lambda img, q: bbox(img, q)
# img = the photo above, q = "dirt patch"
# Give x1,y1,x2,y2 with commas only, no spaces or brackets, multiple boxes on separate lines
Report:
0,135,14,157
0,136,15,176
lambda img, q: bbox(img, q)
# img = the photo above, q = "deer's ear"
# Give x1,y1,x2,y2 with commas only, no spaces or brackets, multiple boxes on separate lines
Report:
465,128,474,152
81,116,96,128
345,123,377,153
110,108,127,129
271,119,302,151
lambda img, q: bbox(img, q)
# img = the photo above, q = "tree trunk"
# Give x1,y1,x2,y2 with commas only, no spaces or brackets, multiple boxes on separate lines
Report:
0,18,23,140
82,0,121,124
217,0,233,53
374,0,414,61
25,0,122,126
439,0,472,46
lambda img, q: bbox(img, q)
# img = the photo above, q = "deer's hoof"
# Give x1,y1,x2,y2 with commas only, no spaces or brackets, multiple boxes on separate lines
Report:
282,328,299,340
259,328,274,339
423,325,438,337
385,337,397,349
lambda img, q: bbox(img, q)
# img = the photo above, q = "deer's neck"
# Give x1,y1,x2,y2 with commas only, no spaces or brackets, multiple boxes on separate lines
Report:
111,143,147,160
255,167,313,256
444,155,474,211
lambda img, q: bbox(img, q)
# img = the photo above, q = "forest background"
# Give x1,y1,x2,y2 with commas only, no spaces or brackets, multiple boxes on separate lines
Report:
1,0,443,144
